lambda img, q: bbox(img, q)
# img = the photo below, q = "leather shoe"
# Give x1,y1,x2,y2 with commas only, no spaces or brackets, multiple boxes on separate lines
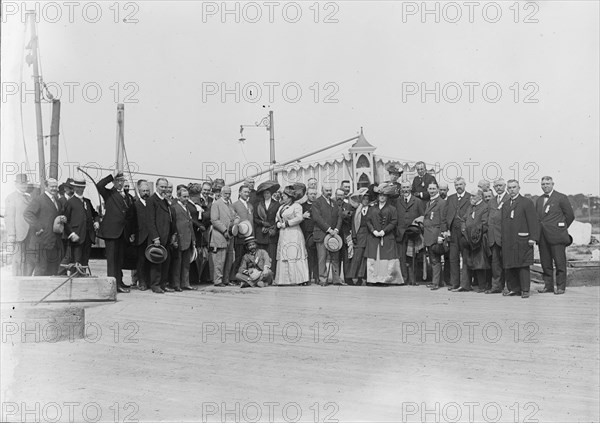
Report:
139,285,148,291
334,281,348,286
214,283,227,287
163,287,175,292
503,291,520,296
448,286,455,291
430,286,440,290
174,287,182,292
452,287,469,292
117,285,130,293
182,286,197,290
152,288,164,294
521,292,530,298
538,288,554,293
554,289,565,295
485,290,502,294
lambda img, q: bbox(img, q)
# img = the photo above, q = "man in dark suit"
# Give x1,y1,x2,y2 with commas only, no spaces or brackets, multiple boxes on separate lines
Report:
446,177,472,291
301,187,319,283
147,178,176,293
188,182,213,284
23,178,64,276
536,176,575,295
134,180,151,290
311,185,343,285
411,161,438,202
336,188,354,284
395,181,425,285
62,177,99,269
487,178,509,293
502,180,539,298
96,172,136,293
438,182,451,285
171,186,197,291
231,185,254,282
423,182,447,290
254,184,280,275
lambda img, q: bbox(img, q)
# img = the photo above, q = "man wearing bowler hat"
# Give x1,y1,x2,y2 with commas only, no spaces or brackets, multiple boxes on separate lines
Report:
61,177,99,270
536,176,575,295
5,173,34,276
96,171,136,293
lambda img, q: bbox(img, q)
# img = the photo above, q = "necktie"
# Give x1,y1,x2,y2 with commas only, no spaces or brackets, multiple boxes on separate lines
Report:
543,194,549,205
51,196,58,210
498,195,501,204
405,197,409,204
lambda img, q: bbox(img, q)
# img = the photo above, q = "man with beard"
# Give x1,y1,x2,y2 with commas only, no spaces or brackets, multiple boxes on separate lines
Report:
341,180,352,200
437,181,451,285
460,189,490,293
312,185,343,285
446,177,472,291
412,161,438,202
395,180,425,285
487,178,509,294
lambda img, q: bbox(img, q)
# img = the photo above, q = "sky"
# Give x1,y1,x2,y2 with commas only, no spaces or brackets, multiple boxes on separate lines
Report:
1,0,599,202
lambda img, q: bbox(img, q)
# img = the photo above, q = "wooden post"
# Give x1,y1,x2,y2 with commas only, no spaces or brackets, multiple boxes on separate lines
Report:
269,110,275,180
49,99,61,179
27,12,46,184
115,104,125,173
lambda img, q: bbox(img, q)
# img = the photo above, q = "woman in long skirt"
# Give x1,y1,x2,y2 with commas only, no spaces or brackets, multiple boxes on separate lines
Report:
273,186,309,285
365,183,404,285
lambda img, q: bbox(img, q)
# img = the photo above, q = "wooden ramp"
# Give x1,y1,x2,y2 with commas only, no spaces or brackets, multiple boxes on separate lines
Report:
0,276,116,303
2,283,599,422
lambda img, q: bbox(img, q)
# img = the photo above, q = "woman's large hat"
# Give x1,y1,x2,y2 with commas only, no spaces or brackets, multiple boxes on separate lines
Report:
145,245,168,264
324,233,343,252
385,161,403,175
256,180,280,195
237,220,253,237
349,187,369,208
373,182,397,196
283,185,303,201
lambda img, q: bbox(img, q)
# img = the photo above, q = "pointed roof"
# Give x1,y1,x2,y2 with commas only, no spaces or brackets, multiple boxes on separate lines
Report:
349,127,376,152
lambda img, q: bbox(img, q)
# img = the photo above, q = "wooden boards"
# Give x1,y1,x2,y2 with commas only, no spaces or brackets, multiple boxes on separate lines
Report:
0,276,117,303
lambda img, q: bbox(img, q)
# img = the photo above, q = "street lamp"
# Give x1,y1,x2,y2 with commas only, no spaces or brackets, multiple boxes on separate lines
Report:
239,110,275,179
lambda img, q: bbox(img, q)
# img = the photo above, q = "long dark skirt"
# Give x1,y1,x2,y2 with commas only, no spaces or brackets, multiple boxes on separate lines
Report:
347,246,367,279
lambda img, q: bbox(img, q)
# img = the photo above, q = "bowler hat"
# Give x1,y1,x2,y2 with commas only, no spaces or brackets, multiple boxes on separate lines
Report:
237,220,253,237
324,233,343,252
145,244,168,264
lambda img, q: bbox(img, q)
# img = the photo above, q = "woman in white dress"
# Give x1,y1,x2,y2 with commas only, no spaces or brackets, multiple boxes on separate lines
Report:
273,186,309,285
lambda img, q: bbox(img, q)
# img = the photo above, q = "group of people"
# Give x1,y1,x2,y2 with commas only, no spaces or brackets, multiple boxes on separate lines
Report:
4,160,575,298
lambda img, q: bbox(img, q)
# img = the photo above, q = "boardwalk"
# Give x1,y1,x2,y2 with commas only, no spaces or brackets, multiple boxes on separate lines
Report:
2,264,599,422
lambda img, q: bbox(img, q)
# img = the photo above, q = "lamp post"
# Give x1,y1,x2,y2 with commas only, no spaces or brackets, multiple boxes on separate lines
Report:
239,110,275,180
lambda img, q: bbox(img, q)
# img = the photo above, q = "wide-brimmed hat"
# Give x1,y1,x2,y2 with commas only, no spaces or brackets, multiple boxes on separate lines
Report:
374,182,397,196
145,244,168,264
385,161,403,175
70,177,86,188
405,223,422,239
349,187,369,208
53,215,65,234
283,185,303,202
324,233,343,252
237,220,253,237
244,235,257,245
228,222,239,237
256,180,280,195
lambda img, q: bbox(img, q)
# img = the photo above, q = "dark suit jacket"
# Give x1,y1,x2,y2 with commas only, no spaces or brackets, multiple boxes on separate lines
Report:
23,192,61,249
395,194,425,241
501,195,539,268
338,200,354,242
63,196,98,245
254,199,279,245
96,174,135,240
487,192,509,247
365,202,398,260
171,201,194,250
535,191,575,245
446,192,472,230
135,198,150,246
147,193,173,246
411,173,438,201
311,195,342,243
423,196,447,247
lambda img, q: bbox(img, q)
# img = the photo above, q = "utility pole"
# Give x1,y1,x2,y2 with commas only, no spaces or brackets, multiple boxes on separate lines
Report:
269,110,275,180
115,104,125,173
49,99,61,179
27,11,46,184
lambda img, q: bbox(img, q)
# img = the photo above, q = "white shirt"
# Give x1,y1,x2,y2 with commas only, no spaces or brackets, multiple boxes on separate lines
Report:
139,198,146,207
265,199,271,209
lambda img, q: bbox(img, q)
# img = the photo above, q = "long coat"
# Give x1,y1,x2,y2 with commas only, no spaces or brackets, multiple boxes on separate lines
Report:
254,199,280,245
63,196,98,245
395,194,425,241
535,191,575,245
311,196,342,243
23,193,62,250
464,201,490,270
353,204,371,249
210,198,238,249
5,190,31,242
171,201,194,251
365,202,398,260
423,196,448,247
501,195,539,269
146,193,174,246
96,174,135,240
134,198,150,246
446,192,472,230
487,192,509,247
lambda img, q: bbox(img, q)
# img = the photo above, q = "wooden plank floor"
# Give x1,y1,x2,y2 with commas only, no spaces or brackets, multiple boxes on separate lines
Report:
1,261,599,422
